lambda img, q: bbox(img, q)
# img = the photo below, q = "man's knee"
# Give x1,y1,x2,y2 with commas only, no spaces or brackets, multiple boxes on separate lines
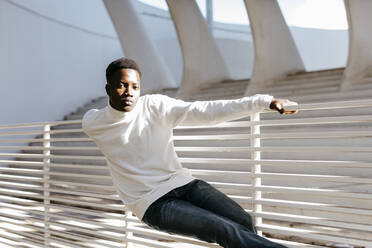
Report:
241,213,257,233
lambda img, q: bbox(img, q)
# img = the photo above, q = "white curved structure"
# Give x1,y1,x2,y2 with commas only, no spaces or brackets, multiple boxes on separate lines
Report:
165,0,231,98
342,0,372,90
244,0,305,95
103,0,176,92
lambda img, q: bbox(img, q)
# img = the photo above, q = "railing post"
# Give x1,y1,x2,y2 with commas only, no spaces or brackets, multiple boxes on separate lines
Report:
250,112,262,236
43,124,51,247
124,210,134,248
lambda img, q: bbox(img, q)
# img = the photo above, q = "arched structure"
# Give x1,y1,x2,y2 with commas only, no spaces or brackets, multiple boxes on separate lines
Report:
244,0,305,95
342,0,372,90
103,0,176,93
165,0,231,98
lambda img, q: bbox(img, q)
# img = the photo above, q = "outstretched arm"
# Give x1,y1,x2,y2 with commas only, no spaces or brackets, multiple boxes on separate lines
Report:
154,94,290,127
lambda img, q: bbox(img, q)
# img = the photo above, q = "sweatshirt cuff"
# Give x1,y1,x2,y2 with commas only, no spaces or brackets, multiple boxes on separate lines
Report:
255,94,274,109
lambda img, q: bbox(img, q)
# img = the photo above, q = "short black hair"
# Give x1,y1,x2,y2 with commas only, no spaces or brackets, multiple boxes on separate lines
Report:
106,58,142,84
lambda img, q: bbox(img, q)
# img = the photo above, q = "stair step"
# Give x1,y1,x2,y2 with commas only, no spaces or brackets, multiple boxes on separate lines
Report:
284,68,343,81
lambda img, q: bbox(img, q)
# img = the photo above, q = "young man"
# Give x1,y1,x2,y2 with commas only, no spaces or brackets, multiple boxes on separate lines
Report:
82,58,294,248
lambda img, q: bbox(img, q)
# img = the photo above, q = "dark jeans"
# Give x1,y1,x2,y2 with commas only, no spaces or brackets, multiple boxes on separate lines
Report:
142,179,287,248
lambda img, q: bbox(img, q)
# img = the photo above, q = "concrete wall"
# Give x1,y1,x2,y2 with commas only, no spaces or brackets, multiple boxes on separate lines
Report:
0,0,123,124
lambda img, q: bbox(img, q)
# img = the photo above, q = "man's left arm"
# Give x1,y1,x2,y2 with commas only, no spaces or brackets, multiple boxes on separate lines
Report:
157,94,296,127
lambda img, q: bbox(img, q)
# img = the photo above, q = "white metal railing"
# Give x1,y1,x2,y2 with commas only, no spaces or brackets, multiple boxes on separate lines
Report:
0,99,372,248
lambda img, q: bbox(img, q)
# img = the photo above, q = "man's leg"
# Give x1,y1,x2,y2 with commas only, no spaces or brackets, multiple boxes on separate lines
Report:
142,196,286,248
184,179,257,233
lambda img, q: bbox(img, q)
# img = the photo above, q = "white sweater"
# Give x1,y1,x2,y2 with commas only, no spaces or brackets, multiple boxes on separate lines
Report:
82,94,273,220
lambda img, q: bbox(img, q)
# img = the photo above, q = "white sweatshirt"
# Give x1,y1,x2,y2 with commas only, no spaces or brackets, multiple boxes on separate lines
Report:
82,94,273,221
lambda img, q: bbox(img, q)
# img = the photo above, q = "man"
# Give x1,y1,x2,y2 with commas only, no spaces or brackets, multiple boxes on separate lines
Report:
82,58,295,248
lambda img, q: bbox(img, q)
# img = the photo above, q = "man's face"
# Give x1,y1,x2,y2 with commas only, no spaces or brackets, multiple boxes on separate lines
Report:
106,68,141,112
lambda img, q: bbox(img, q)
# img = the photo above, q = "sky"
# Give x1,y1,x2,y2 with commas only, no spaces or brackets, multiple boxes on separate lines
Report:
138,0,348,30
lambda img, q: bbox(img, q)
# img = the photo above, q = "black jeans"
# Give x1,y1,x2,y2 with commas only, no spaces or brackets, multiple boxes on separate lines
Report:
142,179,287,248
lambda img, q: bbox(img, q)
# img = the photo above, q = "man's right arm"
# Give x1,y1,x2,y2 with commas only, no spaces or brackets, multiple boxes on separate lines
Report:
82,109,99,136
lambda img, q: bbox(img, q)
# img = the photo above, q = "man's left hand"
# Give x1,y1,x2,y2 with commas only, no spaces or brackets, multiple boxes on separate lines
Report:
270,99,298,114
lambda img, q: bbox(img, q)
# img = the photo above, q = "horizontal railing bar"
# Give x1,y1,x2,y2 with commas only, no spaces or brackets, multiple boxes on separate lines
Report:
0,119,81,129
189,168,251,175
46,229,121,248
258,131,372,139
174,134,252,140
126,236,175,248
0,180,119,201
0,167,111,179
258,223,372,247
0,202,125,232
0,202,45,217
176,115,372,129
47,188,119,200
258,172,372,184
0,180,41,189
129,232,217,248
49,197,124,211
0,130,46,136
49,236,122,248
0,160,108,169
176,146,372,152
0,160,44,166
253,211,372,232
14,144,372,153
174,131,372,140
0,152,105,160
0,145,100,151
49,203,127,220
45,221,125,243
0,195,41,207
48,236,94,248
0,188,45,201
0,228,45,247
0,239,19,248
255,198,372,216
0,137,92,143
0,214,45,234
256,115,372,126
0,128,84,137
44,212,125,231
51,172,110,180
0,188,124,211
0,174,115,190
288,98,372,111
256,185,372,199
267,238,324,248
49,163,107,169
180,158,372,168
47,179,114,190
127,225,220,247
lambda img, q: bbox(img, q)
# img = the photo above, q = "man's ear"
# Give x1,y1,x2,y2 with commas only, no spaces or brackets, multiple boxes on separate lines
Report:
105,83,111,96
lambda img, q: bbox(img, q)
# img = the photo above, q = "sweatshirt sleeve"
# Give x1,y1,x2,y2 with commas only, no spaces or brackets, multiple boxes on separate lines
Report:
153,94,274,127
81,109,99,136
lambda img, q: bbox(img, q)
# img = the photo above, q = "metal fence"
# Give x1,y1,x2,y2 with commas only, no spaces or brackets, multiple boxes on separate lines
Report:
0,99,372,248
